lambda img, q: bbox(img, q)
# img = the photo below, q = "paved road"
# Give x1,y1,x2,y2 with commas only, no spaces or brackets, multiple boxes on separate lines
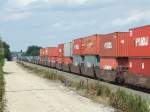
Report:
4,61,114,112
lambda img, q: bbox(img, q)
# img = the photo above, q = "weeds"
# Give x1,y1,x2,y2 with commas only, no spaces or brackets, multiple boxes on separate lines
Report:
0,62,5,112
19,62,150,112
110,89,150,112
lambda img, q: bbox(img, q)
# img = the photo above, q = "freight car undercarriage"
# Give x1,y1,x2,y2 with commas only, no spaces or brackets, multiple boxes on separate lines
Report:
26,60,150,90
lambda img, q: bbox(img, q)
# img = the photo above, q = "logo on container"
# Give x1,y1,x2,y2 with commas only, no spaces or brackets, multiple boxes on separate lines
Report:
135,36,149,47
87,42,93,48
59,49,62,53
46,49,48,54
120,40,125,44
103,65,112,70
129,62,132,68
74,44,80,50
129,30,133,37
104,42,112,49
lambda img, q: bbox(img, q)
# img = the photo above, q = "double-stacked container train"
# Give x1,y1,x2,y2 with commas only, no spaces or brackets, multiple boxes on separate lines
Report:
19,25,150,89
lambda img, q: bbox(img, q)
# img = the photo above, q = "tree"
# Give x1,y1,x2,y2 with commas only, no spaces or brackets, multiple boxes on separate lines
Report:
3,42,11,60
26,45,42,56
0,38,4,64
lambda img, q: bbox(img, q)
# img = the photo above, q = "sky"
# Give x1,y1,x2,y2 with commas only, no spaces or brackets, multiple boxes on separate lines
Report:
0,0,150,51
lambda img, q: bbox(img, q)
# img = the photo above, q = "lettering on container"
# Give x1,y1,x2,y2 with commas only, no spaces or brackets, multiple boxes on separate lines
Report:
120,40,125,44
129,62,132,68
74,44,80,50
135,37,149,47
87,62,92,67
84,40,94,48
104,42,112,49
130,30,133,37
141,63,145,69
59,49,62,53
103,65,112,70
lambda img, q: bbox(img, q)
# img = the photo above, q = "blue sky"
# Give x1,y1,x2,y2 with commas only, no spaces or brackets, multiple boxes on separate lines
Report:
0,0,150,51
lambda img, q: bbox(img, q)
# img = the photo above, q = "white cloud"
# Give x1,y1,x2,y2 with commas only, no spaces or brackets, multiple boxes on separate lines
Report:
51,20,97,31
0,12,31,21
5,0,117,11
112,10,150,26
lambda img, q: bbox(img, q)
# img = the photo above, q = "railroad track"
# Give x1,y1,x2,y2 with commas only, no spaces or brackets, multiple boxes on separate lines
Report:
20,61,150,104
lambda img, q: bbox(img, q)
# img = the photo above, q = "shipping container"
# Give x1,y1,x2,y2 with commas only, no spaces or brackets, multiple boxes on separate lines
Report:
63,57,72,65
62,57,72,72
58,44,64,57
72,38,83,55
96,57,128,82
100,32,129,57
80,55,99,78
72,55,83,66
128,58,150,77
47,47,59,57
100,58,118,70
129,25,150,57
82,34,101,55
70,55,83,74
84,55,99,67
64,42,72,57
126,58,150,89
40,48,46,57
100,58,128,70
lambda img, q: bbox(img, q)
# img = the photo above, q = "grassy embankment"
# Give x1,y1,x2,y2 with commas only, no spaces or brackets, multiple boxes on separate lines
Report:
0,59,4,112
19,62,150,112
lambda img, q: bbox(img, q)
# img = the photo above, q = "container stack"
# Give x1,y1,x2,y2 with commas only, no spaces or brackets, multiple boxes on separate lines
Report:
98,32,129,81
126,25,150,88
40,48,47,65
62,42,73,71
70,38,84,74
79,34,101,77
47,47,59,68
56,44,64,70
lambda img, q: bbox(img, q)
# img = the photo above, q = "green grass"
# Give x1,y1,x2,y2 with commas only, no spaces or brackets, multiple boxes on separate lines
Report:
0,61,5,112
110,89,150,112
19,62,150,112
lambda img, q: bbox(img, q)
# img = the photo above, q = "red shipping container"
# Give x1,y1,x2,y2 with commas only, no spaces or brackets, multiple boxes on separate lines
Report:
58,44,64,57
100,58,118,70
129,25,150,57
63,57,72,65
72,38,83,55
47,47,59,57
100,32,129,57
128,58,150,77
100,58,128,70
40,48,46,57
82,34,102,55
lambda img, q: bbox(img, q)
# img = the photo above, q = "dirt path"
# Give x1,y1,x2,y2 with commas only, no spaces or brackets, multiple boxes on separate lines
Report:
4,61,114,112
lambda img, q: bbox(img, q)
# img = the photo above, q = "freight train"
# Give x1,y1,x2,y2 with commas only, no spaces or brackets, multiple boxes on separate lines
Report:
19,25,150,90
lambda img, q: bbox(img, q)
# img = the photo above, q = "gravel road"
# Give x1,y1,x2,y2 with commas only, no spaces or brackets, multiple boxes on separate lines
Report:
4,61,114,112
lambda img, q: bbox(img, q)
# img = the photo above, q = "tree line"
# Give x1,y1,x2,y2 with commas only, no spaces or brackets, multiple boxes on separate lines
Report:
20,46,42,56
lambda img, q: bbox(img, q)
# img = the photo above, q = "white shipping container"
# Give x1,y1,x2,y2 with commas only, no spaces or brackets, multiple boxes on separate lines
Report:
64,42,72,57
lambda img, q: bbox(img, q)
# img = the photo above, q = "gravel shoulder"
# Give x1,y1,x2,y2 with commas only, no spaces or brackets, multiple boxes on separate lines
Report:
4,61,114,112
